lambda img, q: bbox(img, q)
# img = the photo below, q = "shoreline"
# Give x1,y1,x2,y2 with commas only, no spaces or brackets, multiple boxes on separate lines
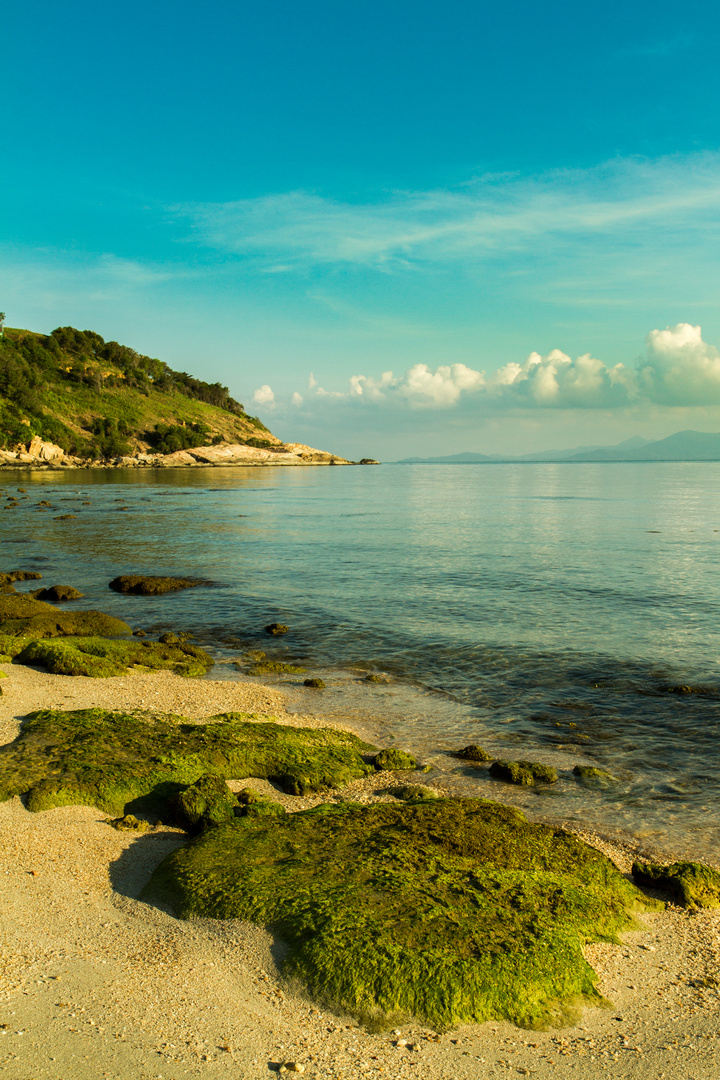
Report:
1,664,719,1078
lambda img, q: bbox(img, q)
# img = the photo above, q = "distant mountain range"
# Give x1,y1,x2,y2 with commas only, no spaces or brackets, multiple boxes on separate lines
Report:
398,430,720,464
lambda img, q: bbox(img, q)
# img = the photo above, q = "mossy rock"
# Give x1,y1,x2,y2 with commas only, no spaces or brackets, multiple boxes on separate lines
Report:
0,708,376,815
0,592,130,641
108,814,153,832
631,860,720,910
303,678,326,688
374,748,417,771
264,623,289,635
388,784,438,802
249,661,306,675
158,631,180,644
0,571,42,591
573,765,617,787
30,585,85,602
170,773,237,834
489,761,559,787
14,636,213,678
145,797,655,1031
109,575,204,595
364,673,390,684
455,745,492,762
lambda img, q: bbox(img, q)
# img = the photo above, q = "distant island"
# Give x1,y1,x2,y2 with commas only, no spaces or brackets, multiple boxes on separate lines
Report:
398,431,720,464
0,325,374,468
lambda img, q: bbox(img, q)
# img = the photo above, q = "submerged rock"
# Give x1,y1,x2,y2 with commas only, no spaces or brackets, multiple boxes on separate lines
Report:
264,623,289,636
31,585,84,602
489,760,559,787
573,765,617,787
145,797,656,1031
109,575,205,595
249,660,305,675
455,745,492,762
0,708,376,815
632,860,720,910
303,678,326,688
374,748,417,771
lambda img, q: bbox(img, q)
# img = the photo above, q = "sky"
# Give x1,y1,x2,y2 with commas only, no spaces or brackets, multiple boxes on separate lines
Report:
3,0,720,459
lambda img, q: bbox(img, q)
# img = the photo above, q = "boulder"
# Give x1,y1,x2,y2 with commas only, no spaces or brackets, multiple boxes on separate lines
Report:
109,575,204,595
31,585,84,602
374,748,417,771
27,437,65,463
489,760,559,786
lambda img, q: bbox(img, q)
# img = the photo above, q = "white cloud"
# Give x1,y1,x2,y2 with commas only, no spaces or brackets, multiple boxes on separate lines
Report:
291,391,303,406
639,323,720,405
253,384,275,406
176,154,720,273
285,324,720,413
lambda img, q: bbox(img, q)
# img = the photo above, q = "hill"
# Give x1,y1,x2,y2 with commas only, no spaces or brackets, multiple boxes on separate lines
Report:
397,432,720,464
0,325,281,459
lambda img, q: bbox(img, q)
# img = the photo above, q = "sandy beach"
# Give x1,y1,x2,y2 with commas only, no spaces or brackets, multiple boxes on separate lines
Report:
1,663,719,1080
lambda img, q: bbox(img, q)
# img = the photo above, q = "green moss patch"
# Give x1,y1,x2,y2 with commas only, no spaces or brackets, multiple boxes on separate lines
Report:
489,761,559,786
632,860,720,910
108,814,153,832
170,773,238,834
0,592,130,641
573,766,617,788
0,708,376,815
374,748,417,771
248,661,306,675
146,797,654,1031
455,745,492,762
14,636,213,678
388,784,438,801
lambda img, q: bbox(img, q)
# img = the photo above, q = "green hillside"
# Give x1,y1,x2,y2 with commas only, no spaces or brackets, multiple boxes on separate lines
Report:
0,326,279,458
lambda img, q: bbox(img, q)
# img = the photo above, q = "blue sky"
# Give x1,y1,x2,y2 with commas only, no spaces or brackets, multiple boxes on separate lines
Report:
3,0,720,458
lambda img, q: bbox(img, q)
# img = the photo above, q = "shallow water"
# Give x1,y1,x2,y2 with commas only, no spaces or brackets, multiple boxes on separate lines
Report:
5,461,720,860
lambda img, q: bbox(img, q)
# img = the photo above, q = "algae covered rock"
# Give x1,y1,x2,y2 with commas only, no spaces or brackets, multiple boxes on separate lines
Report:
171,773,237,834
249,660,306,675
108,814,153,832
374,748,417,771
15,636,213,678
0,571,43,591
31,585,85,602
0,592,130,641
109,575,204,595
632,860,720,910
0,708,375,815
455,745,492,762
303,678,325,688
145,797,654,1031
264,623,289,635
573,765,617,787
388,784,438,801
489,760,559,786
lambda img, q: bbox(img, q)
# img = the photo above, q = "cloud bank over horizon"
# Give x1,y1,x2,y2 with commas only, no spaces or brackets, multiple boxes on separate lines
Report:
254,324,720,416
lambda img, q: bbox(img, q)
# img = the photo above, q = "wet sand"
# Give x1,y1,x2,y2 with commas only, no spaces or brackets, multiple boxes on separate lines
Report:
1,663,719,1079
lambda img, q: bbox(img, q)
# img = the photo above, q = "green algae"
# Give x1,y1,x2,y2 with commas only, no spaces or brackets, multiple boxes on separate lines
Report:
374,749,417,771
489,761,559,786
170,773,238,834
145,797,655,1031
0,708,376,815
248,661,306,675
632,860,720,910
388,784,438,801
303,678,326,688
108,813,153,832
573,766,618,788
14,636,213,678
455,745,492,762
0,592,130,641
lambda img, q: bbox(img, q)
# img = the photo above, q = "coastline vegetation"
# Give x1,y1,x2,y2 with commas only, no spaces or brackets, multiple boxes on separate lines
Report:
0,325,276,456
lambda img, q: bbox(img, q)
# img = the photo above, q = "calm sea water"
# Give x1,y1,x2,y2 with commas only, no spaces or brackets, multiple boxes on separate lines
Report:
5,462,720,860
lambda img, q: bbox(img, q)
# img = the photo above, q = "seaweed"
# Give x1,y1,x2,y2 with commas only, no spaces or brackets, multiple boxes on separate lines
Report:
632,860,720,910
145,797,656,1031
0,708,376,815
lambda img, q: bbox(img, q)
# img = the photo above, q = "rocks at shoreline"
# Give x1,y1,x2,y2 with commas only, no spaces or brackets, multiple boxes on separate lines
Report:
109,574,206,595
0,438,376,469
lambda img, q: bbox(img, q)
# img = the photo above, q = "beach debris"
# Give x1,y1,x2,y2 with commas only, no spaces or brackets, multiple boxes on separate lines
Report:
265,623,289,635
108,574,206,595
632,860,720,910
374,748,417,771
489,760,559,786
146,796,658,1031
454,745,492,762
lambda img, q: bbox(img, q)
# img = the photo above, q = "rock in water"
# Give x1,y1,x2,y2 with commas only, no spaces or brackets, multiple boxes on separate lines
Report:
489,760,558,786
109,575,205,595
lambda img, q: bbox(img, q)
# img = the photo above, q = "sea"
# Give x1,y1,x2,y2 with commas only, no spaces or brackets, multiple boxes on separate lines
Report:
5,461,720,862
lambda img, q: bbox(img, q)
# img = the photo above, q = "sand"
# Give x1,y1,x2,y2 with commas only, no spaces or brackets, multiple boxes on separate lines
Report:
1,663,719,1080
